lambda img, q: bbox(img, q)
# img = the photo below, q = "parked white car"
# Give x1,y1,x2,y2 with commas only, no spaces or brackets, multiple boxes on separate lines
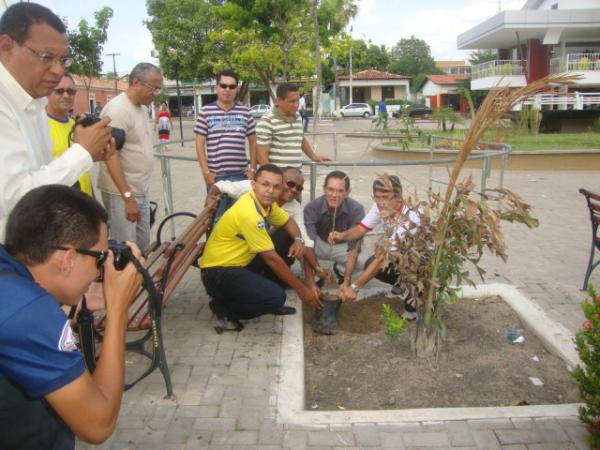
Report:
249,104,272,119
338,103,372,118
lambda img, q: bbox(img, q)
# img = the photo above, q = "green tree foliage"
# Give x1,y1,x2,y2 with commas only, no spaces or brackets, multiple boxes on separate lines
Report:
389,35,440,90
468,49,497,66
68,7,113,103
145,0,219,82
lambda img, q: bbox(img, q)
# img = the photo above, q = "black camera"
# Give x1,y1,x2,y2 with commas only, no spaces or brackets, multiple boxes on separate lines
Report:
108,240,135,271
76,113,126,150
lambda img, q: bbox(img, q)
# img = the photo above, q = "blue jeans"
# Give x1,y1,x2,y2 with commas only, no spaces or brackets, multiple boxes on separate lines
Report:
201,266,286,320
210,172,248,223
101,191,151,252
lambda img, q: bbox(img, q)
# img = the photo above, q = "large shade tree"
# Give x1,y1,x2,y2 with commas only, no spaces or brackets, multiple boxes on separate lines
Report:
389,35,441,90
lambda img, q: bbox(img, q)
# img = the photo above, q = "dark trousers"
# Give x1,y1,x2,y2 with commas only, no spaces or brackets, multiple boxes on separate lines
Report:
201,266,286,321
365,255,416,313
245,229,294,287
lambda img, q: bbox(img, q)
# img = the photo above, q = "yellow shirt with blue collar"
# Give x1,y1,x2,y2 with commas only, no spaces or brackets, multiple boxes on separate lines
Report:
200,191,289,268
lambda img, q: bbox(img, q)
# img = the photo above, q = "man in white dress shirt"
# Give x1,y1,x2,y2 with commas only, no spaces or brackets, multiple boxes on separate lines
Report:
0,2,115,242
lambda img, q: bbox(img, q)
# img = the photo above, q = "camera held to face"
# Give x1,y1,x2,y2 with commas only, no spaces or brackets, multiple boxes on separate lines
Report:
75,113,126,150
108,240,135,271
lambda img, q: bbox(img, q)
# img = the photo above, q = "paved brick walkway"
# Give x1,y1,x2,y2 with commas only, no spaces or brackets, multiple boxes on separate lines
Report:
78,119,597,449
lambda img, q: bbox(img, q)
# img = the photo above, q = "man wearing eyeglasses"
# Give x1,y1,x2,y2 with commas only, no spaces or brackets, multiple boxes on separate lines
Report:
195,69,258,222
0,184,142,448
46,73,93,197
208,166,332,288
98,62,162,252
0,3,116,243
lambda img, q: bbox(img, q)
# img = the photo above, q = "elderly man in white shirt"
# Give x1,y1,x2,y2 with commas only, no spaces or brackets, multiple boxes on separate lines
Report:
0,3,114,242
209,166,332,290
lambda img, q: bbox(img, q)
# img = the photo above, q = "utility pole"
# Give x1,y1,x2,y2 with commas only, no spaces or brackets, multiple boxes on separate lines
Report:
348,25,353,105
107,52,120,95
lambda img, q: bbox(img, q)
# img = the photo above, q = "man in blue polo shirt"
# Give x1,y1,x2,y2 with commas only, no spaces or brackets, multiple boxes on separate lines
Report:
194,69,258,221
0,185,142,449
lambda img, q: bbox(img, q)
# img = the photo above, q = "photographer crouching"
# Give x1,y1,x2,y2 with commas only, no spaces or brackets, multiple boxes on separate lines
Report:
0,185,143,449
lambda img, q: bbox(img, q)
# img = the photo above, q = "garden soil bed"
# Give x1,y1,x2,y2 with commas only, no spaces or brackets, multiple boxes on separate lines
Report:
303,294,581,410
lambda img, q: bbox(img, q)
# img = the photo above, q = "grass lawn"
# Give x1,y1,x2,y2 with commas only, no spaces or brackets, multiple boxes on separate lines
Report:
409,130,600,151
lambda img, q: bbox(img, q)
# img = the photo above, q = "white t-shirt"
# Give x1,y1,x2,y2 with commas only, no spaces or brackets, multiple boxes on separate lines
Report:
298,96,306,112
359,203,420,251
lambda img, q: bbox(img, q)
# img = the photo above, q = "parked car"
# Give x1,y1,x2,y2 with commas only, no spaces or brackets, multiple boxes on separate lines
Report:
392,103,432,118
338,103,372,118
249,104,272,119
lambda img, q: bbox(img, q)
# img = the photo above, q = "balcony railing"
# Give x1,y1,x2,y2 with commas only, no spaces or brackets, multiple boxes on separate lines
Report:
550,53,600,73
471,60,525,80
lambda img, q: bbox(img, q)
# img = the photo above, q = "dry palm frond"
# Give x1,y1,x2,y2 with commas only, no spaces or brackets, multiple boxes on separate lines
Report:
443,73,580,207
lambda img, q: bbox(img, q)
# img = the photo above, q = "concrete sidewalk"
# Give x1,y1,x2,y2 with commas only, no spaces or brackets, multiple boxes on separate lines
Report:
78,120,598,449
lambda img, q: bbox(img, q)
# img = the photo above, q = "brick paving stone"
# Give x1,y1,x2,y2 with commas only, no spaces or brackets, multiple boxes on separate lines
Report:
468,419,515,430
283,430,308,449
193,417,237,431
470,429,502,450
379,431,407,449
402,431,449,447
500,445,527,450
378,423,422,432
114,428,167,445
201,385,226,404
511,418,536,429
528,444,579,450
258,419,284,445
352,424,381,447
421,420,447,431
164,416,195,444
308,431,355,447
211,430,258,445
238,405,268,430
176,405,220,419
563,426,592,450
495,429,543,445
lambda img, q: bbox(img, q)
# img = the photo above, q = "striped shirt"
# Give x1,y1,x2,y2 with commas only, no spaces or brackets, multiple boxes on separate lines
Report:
194,102,256,176
256,109,303,168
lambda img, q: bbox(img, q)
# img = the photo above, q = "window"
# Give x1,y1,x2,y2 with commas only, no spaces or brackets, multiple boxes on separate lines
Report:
381,86,394,100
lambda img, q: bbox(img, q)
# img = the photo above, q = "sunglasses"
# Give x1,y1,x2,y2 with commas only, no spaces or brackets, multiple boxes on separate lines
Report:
286,180,304,192
54,88,76,96
51,245,108,268
218,83,237,90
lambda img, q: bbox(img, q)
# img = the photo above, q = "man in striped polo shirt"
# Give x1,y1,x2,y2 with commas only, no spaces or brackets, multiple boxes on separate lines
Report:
195,69,258,220
256,83,330,170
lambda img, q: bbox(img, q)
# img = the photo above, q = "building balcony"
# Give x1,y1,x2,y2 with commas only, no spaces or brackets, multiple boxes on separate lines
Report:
470,60,526,90
550,53,600,86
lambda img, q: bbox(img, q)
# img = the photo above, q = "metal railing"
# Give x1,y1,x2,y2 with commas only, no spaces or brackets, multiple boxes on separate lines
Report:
153,134,511,218
471,60,526,80
550,53,600,73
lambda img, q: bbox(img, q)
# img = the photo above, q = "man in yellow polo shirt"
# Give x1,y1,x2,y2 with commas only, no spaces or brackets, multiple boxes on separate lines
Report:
46,73,93,196
201,163,322,332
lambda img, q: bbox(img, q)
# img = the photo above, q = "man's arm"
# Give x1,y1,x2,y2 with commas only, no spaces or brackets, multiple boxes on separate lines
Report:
256,116,272,166
301,137,331,163
195,134,216,187
247,134,258,177
329,224,368,244
44,245,143,444
282,218,305,259
259,249,321,308
341,246,359,287
104,154,140,223
338,254,384,303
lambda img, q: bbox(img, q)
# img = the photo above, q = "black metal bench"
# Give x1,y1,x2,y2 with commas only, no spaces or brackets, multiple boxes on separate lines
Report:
580,188,600,290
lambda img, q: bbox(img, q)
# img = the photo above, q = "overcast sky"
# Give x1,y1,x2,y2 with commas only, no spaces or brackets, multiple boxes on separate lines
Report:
28,0,527,75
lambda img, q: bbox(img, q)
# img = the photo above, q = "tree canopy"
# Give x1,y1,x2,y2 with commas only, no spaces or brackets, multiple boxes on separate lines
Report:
389,35,440,89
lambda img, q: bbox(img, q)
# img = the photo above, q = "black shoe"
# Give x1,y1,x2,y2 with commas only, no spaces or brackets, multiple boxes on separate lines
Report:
209,300,244,333
272,305,297,315
332,263,344,285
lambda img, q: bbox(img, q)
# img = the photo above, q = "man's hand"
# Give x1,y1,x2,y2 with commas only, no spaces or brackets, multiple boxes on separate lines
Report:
245,168,255,180
205,185,221,208
298,284,322,309
314,154,332,163
337,283,358,303
124,197,141,223
74,116,115,162
288,239,305,259
328,230,344,245
204,171,216,187
102,241,144,313
315,266,334,284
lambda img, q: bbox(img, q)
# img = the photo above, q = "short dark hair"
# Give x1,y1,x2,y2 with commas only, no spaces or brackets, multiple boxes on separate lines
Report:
0,3,66,45
129,62,161,85
62,72,75,84
276,82,299,100
282,166,302,176
373,174,402,197
5,185,108,266
255,163,283,179
324,170,350,191
217,69,238,85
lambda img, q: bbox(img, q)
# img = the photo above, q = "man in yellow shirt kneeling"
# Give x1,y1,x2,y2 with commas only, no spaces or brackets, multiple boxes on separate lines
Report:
46,73,93,196
201,164,322,333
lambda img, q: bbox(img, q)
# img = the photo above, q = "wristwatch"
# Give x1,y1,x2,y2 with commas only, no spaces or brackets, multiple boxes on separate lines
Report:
350,283,361,293
295,237,305,244
123,191,133,199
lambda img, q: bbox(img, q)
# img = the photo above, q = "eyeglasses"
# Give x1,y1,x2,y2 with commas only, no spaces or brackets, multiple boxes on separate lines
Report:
285,180,304,192
22,44,72,67
53,88,77,96
51,245,108,269
218,83,237,90
141,81,162,94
